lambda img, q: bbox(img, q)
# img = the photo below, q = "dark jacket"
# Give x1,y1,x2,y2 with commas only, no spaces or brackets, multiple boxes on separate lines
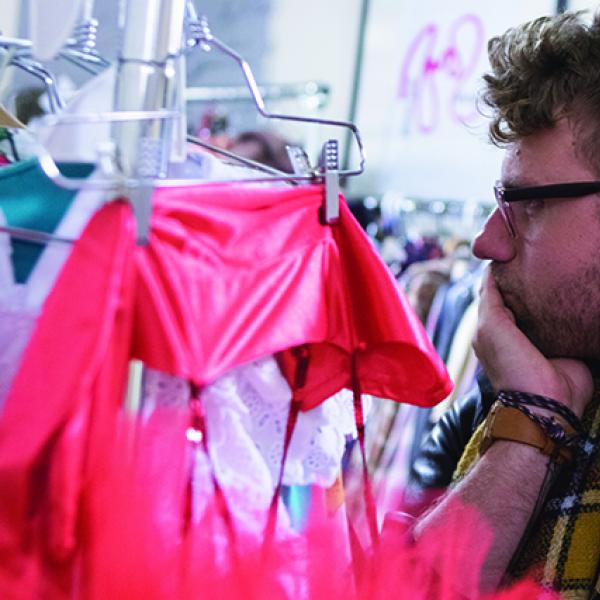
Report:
409,373,496,491
409,361,600,491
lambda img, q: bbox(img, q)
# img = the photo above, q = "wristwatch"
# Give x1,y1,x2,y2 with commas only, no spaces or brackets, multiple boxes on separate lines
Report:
479,402,575,464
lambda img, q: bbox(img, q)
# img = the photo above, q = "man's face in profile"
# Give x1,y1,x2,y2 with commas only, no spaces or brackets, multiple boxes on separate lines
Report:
473,119,600,360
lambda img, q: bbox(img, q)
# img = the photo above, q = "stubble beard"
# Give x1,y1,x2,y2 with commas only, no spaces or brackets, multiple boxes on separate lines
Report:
490,262,600,360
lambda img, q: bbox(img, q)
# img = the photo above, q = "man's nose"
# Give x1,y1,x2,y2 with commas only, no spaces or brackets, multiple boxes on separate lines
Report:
471,208,517,262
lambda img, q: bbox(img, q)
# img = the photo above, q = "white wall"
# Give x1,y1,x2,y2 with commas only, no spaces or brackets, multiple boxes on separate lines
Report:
0,0,20,37
262,1,362,161
261,1,571,200
346,0,558,200
0,0,21,99
567,0,600,12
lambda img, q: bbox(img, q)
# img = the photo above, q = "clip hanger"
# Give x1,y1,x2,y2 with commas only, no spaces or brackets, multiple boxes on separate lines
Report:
187,134,293,178
319,140,340,224
31,9,365,243
286,145,313,177
167,10,364,223
185,12,366,178
286,141,339,224
36,109,179,244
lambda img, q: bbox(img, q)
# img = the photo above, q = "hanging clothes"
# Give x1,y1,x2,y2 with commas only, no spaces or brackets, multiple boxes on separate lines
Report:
431,297,480,421
0,184,452,597
0,209,39,409
0,157,94,282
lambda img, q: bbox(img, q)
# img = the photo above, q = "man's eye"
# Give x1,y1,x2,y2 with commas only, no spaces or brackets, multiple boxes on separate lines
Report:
523,199,545,213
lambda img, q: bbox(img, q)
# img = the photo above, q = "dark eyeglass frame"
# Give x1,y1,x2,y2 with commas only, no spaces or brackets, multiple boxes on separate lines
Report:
493,180,600,237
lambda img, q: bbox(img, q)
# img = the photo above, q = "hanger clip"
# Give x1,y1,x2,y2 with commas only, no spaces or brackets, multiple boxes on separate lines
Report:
128,184,153,245
130,136,163,245
319,139,340,225
96,139,153,245
286,145,313,177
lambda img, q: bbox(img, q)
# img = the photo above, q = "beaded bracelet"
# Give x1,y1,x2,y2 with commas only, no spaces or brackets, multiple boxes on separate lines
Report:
496,389,582,449
497,389,581,430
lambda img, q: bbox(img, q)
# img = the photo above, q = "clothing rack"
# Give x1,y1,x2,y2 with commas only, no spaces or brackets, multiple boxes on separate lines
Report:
0,7,462,598
375,192,494,242
114,0,186,176
185,81,331,109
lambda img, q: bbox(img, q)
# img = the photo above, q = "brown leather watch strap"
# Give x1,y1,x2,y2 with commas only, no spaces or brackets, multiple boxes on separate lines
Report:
479,402,573,463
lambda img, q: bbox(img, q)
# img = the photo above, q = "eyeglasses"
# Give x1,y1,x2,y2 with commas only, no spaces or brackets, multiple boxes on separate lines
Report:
494,180,600,237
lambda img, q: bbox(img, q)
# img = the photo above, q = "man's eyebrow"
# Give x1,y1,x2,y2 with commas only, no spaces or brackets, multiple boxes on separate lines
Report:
501,177,538,188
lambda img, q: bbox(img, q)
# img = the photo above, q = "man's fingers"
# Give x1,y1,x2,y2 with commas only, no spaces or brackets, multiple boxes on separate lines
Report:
478,268,515,325
473,269,592,411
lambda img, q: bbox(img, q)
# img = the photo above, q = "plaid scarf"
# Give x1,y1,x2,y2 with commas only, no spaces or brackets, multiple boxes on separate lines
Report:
453,391,600,599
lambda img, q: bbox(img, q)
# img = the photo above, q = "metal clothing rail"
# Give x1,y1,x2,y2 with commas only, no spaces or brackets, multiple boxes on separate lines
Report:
12,3,367,241
185,81,330,108
112,0,187,243
186,14,366,178
113,0,187,175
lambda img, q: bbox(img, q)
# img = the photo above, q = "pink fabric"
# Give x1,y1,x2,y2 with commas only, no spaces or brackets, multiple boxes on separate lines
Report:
135,184,450,408
0,184,451,597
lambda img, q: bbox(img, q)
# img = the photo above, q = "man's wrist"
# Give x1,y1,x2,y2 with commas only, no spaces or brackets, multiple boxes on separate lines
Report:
479,401,577,464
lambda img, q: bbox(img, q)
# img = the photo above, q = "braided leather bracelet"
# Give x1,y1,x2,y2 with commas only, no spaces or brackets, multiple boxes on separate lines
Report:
491,390,584,574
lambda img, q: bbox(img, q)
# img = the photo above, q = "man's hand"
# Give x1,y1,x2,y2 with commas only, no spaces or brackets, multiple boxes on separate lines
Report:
473,268,593,417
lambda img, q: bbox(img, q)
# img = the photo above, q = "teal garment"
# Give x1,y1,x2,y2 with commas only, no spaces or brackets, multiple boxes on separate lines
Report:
0,158,94,282
281,485,312,531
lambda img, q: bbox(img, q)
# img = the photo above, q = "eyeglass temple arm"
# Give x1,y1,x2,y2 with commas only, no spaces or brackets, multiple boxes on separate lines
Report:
500,181,600,202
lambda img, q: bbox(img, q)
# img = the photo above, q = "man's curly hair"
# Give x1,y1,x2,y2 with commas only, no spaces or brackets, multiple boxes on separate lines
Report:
482,11,600,172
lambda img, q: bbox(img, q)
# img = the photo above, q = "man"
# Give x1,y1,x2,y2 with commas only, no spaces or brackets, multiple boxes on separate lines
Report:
410,11,600,596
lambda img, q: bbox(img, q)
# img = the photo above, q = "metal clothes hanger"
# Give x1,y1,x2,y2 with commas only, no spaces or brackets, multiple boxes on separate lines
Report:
35,15,365,186
0,36,64,112
183,8,366,179
0,109,177,247
35,109,180,190
12,4,367,246
0,13,110,101
186,134,294,178
181,9,366,222
5,128,287,248
5,55,65,113
60,15,111,74
0,225,75,245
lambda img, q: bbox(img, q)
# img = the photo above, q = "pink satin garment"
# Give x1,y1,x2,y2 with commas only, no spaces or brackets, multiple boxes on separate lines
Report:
0,184,452,597
135,184,451,408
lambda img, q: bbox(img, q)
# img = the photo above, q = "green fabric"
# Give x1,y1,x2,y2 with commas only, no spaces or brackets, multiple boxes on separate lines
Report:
0,158,94,282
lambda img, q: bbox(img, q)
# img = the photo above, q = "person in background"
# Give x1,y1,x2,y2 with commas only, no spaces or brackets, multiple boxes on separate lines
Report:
227,130,294,173
410,11,600,596
14,87,45,126
193,110,295,174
